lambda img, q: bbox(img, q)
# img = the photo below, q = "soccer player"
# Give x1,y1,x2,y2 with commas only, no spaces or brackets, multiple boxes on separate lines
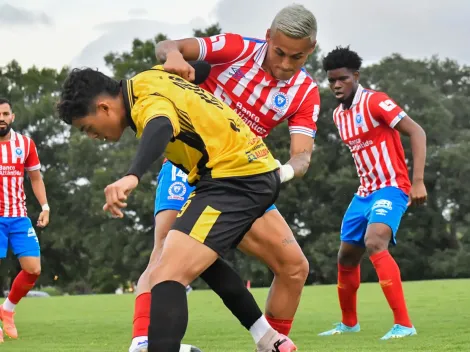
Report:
318,46,427,339
130,5,320,350
56,64,298,352
0,98,50,343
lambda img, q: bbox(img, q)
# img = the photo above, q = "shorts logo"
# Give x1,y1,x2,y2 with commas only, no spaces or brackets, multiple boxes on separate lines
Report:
372,199,393,216
15,147,23,156
168,181,186,201
271,92,289,113
27,227,38,242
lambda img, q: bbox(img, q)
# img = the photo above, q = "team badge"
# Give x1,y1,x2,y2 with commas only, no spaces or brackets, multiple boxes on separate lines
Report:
271,92,290,114
168,181,187,201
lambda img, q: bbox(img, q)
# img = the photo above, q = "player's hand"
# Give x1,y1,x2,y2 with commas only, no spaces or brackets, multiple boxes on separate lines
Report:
163,51,195,82
103,175,139,218
408,179,427,206
37,210,49,228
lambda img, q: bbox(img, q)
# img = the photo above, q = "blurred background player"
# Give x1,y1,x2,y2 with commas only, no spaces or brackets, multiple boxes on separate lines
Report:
0,98,50,343
318,46,427,339
129,4,320,351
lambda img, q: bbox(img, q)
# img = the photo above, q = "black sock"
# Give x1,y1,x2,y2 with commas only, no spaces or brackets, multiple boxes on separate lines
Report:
148,280,188,352
200,258,262,330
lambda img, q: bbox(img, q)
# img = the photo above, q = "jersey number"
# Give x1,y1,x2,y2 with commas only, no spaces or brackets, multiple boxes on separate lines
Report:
379,99,397,112
210,35,226,52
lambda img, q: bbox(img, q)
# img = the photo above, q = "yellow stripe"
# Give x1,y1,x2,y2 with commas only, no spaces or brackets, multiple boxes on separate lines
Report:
189,205,221,243
127,82,134,108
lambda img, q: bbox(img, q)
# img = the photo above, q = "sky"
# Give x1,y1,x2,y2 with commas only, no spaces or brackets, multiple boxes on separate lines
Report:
2,0,470,73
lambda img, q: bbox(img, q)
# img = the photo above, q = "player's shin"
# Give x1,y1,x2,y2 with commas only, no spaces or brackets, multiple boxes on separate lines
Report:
148,281,188,352
370,250,412,327
337,263,360,327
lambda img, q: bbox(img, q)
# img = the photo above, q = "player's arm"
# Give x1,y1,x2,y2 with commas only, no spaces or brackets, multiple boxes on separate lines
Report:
371,93,427,205
126,117,174,181
155,33,245,82
103,97,180,218
25,140,50,227
280,85,320,182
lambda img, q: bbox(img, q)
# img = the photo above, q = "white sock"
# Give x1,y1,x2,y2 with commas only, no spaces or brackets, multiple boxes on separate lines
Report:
129,336,148,352
2,298,16,312
249,316,272,344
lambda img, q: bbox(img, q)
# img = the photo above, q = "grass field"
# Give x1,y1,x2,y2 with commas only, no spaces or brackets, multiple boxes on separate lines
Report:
2,279,469,351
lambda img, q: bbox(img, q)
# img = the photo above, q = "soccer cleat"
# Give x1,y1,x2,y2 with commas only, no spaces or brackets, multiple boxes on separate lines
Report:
179,344,202,352
380,324,417,340
318,322,361,336
129,337,148,352
0,305,18,339
257,331,297,352
0,327,3,343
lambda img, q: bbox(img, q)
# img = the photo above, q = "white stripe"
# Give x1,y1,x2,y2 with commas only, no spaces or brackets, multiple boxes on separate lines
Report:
380,141,398,187
340,112,347,141
18,135,26,164
1,144,7,163
371,146,387,189
367,93,380,127
3,177,8,217
390,112,406,128
346,107,354,139
361,150,376,191
18,177,25,217
232,64,260,97
11,176,17,217
353,152,371,192
196,38,206,61
358,93,369,133
247,76,271,106
288,127,315,137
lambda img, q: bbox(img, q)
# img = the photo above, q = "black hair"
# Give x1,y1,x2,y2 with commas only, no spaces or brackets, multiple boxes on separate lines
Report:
57,68,121,125
0,98,12,109
322,46,363,72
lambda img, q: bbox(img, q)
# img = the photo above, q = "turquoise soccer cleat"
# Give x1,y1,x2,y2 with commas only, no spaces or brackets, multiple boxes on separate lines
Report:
380,324,417,340
318,322,361,336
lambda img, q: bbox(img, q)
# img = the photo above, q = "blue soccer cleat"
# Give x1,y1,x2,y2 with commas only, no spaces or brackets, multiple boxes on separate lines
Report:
318,322,360,336
380,324,417,340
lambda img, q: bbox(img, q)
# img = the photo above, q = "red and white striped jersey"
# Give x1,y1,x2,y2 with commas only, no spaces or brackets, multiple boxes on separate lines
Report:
333,85,411,197
195,33,320,138
0,130,41,217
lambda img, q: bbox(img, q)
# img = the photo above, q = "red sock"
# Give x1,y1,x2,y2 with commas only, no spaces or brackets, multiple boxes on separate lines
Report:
337,263,360,327
265,315,293,336
132,293,151,338
370,250,412,327
8,270,39,304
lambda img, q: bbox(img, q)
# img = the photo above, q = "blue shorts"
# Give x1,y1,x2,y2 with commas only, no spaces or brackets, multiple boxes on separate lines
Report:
340,186,408,247
0,217,40,259
154,162,277,216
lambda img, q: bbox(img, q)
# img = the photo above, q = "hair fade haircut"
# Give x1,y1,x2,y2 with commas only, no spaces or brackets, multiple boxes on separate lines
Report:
0,98,12,110
322,46,363,72
270,4,317,44
56,67,121,125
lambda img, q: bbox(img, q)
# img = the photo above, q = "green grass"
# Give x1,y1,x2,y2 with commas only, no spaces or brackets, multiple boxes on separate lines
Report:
3,279,470,351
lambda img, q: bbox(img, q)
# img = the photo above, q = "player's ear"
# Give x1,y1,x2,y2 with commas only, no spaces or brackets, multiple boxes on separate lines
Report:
97,101,110,115
11,113,15,123
353,70,360,82
265,29,271,42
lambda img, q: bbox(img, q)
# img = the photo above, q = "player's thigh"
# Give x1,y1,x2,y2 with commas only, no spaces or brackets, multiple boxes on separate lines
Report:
0,218,10,259
366,186,409,246
9,217,40,258
238,207,306,273
150,229,219,286
340,195,369,248
153,162,195,218
172,171,280,257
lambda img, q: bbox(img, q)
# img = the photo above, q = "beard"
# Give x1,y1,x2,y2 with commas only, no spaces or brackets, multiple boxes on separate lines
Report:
0,124,12,137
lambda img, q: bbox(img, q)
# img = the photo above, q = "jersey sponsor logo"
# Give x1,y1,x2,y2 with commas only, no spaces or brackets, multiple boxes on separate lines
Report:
229,67,245,80
0,165,23,176
271,92,289,113
234,102,267,136
348,138,374,152
168,181,187,201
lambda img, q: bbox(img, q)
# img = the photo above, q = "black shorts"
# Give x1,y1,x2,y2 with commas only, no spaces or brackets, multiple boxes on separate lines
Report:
171,170,280,256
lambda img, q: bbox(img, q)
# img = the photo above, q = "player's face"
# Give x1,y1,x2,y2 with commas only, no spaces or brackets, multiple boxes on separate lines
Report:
327,68,359,103
0,103,14,137
71,98,126,142
265,29,316,81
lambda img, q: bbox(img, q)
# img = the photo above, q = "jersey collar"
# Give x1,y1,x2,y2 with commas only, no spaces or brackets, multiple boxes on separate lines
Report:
340,84,364,111
120,80,137,132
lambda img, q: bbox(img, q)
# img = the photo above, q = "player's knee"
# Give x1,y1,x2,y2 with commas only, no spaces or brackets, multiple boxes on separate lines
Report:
364,234,389,255
24,266,41,276
273,253,309,287
337,250,361,267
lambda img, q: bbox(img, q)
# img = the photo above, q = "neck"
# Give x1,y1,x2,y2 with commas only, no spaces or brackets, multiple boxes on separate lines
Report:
261,57,275,78
0,131,11,142
342,87,358,110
